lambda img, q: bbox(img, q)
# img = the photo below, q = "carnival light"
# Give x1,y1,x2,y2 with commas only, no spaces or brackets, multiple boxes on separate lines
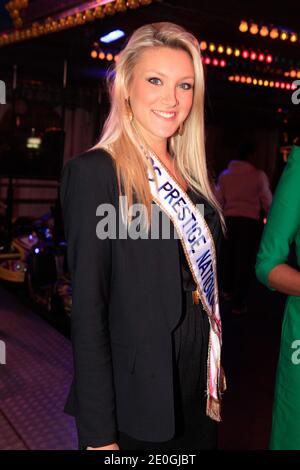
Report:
260,26,269,37
0,1,152,47
250,24,259,35
239,20,300,46
239,21,248,33
270,28,279,39
228,74,297,91
202,56,227,68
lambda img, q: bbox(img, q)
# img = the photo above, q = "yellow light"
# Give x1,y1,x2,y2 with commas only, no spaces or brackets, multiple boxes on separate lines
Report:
99,51,105,59
246,77,252,84
91,50,98,59
234,49,240,57
280,32,288,40
297,71,300,78
253,78,258,85
114,54,119,62
290,34,298,42
209,43,216,52
200,41,207,50
258,79,263,86
85,9,94,21
269,81,274,87
229,76,234,81
264,80,269,86
250,23,259,35
260,26,269,37
217,45,224,53
234,75,240,82
94,6,105,18
239,21,248,33
226,47,233,55
106,53,113,61
240,76,246,83
290,70,297,78
270,28,279,39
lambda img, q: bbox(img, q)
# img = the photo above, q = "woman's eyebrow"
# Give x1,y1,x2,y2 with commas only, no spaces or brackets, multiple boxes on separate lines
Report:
145,69,195,80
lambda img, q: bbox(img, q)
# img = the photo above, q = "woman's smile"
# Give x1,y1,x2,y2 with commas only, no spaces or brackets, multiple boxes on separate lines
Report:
151,109,177,121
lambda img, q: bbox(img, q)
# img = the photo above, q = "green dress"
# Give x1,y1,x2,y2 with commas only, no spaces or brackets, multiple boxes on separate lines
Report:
256,145,300,450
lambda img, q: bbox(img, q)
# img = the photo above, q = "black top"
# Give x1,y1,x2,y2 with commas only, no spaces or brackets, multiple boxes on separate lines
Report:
172,189,221,437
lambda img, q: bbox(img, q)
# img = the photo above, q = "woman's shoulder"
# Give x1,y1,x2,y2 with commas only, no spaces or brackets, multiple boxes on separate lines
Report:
64,147,116,175
289,145,300,166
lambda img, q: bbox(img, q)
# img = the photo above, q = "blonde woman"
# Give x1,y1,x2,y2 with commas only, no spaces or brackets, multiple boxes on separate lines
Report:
60,22,226,451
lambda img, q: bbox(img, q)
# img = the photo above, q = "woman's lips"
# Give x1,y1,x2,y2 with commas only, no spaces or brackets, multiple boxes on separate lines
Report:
152,109,177,121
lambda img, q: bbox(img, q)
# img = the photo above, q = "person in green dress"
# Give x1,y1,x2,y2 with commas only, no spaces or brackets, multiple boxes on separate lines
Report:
256,144,300,450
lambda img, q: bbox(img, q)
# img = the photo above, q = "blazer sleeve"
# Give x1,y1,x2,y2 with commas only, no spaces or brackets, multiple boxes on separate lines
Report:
60,150,118,448
256,145,300,290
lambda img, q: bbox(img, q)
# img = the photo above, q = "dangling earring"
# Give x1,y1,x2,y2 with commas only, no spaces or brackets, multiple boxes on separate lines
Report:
178,121,184,136
125,97,133,123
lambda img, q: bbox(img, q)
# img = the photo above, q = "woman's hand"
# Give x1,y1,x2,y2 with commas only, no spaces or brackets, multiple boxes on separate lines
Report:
268,264,300,296
86,442,120,450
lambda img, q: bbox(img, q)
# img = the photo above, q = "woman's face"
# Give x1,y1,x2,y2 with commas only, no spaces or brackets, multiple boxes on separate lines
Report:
128,46,195,149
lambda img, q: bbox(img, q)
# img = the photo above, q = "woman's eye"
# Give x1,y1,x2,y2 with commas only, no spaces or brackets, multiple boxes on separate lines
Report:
148,77,162,85
179,83,193,90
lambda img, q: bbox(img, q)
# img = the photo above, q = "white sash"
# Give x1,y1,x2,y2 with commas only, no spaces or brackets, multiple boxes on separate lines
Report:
147,152,226,421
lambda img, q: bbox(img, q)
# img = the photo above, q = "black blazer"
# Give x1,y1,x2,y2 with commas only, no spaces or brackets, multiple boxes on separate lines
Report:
60,148,221,449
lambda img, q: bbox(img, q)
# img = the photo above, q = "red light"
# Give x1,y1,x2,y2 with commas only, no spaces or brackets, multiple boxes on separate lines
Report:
250,52,257,60
286,83,291,90
242,50,249,59
263,217,267,225
280,83,285,89
275,82,280,88
258,53,265,61
277,107,282,113
213,59,219,66
266,54,273,63
205,57,211,64
220,59,226,67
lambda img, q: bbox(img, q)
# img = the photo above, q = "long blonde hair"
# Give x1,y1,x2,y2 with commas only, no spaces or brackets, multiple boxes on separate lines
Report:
93,22,224,230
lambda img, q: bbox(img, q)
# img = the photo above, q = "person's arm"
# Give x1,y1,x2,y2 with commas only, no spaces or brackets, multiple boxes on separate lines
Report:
256,146,300,295
60,151,119,450
268,264,300,296
258,171,272,215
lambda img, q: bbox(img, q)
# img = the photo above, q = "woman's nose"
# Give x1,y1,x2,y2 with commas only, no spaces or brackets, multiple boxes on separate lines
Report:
161,87,178,107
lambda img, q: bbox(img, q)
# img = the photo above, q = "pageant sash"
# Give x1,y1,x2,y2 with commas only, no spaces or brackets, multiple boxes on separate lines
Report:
147,152,226,421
